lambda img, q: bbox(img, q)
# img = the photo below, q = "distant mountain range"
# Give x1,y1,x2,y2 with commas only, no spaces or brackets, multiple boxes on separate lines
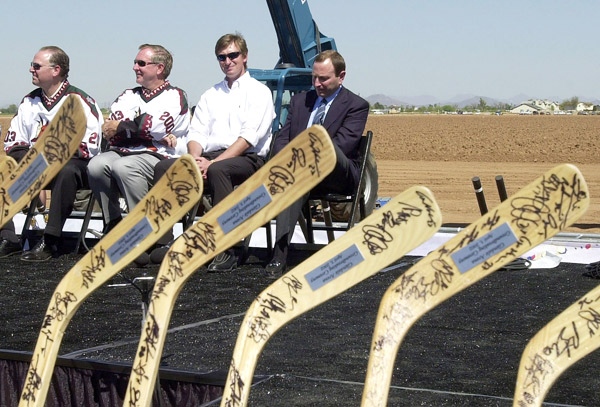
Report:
365,93,600,108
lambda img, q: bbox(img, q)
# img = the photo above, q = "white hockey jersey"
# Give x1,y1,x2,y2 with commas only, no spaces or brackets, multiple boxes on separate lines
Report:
106,81,189,158
4,81,103,159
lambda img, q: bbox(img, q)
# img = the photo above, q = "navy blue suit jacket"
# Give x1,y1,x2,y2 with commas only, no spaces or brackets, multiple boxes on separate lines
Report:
273,86,369,185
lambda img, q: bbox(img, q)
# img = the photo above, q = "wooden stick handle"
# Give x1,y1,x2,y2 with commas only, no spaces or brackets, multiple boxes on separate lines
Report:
220,186,442,407
18,155,203,407
361,163,590,407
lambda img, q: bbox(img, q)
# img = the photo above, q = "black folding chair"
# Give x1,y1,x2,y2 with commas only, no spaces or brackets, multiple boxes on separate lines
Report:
301,130,374,245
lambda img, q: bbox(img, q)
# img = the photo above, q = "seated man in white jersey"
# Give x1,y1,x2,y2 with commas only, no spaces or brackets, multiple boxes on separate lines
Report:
87,44,189,236
149,33,275,272
1,45,103,261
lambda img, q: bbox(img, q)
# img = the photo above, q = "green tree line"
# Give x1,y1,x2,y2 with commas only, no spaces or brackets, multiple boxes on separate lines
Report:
0,104,18,115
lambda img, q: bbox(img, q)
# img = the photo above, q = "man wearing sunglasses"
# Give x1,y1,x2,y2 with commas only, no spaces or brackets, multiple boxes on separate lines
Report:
2,45,103,261
150,33,275,271
87,44,189,238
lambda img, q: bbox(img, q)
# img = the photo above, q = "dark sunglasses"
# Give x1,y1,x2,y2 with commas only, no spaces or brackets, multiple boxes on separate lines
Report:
133,60,159,67
216,52,241,62
30,62,55,70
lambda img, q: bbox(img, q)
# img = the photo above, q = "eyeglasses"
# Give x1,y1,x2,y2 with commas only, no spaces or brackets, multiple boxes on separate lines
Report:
133,60,159,67
30,62,56,70
216,52,241,62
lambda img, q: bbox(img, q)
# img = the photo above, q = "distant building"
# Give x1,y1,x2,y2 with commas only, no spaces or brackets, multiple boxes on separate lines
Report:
510,103,541,115
530,99,559,112
510,99,559,115
370,109,387,115
576,102,594,112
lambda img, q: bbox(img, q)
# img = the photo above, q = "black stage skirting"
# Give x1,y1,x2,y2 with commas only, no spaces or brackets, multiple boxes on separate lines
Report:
0,349,241,406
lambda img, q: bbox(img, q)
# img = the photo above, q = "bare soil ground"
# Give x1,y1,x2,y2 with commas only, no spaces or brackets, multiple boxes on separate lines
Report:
2,113,599,232
366,114,600,233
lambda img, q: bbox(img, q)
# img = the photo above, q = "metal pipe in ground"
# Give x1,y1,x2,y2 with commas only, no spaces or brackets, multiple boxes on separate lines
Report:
472,176,488,215
495,175,508,202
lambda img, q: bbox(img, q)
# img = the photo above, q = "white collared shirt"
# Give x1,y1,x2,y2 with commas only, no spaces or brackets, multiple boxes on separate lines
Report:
187,71,275,157
307,86,342,128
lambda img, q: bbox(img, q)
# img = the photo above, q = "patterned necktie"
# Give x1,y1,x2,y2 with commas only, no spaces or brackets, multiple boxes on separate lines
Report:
312,98,327,125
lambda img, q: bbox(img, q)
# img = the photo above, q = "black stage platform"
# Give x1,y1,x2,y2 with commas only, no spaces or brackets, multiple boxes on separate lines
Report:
1,245,599,406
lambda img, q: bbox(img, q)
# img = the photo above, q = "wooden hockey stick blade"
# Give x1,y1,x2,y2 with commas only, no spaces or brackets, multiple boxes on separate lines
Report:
0,95,85,229
18,154,203,407
513,283,600,406
123,125,337,407
0,155,18,184
361,163,589,407
220,186,442,407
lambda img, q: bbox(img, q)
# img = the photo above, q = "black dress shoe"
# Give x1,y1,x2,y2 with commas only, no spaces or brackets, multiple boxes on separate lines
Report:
133,252,150,267
150,242,172,264
207,251,237,272
21,237,55,262
0,238,21,259
265,260,286,279
583,260,600,279
103,217,122,235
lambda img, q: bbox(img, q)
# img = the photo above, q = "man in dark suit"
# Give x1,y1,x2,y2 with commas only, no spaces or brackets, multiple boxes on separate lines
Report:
266,50,369,277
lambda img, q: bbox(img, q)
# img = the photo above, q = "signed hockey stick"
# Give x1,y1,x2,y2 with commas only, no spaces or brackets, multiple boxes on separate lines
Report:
513,283,600,406
0,155,17,183
18,155,203,407
0,95,86,230
361,164,589,407
123,125,337,407
220,186,442,407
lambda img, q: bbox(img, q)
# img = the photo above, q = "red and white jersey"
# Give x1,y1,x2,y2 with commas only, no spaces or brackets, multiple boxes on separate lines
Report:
4,81,103,159
107,81,189,158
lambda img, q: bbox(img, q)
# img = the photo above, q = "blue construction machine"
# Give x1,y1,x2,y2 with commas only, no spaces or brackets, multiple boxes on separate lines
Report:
250,0,379,221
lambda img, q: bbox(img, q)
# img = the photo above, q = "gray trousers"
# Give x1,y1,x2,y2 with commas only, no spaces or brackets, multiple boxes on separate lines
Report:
87,151,161,224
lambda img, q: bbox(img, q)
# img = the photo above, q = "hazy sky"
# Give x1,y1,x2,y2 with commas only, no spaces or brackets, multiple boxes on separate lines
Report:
2,0,599,108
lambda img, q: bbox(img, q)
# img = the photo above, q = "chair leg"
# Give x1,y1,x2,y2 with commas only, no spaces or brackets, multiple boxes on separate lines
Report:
265,221,273,257
238,221,273,266
321,201,336,243
238,234,252,266
75,195,96,253
183,200,201,230
301,203,315,244
21,200,40,249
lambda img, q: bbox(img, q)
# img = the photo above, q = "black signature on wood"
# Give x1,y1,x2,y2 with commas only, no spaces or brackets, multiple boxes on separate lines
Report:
267,130,325,195
516,353,554,406
223,360,244,407
248,275,303,344
391,170,586,305
144,196,172,234
80,246,107,289
166,159,201,206
128,313,160,397
128,221,218,395
511,172,587,240
362,200,426,255
44,96,80,165
516,295,600,405
21,353,43,403
307,131,323,176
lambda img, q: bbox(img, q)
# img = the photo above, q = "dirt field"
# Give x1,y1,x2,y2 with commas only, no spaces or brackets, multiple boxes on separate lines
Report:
366,114,600,233
2,113,599,233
